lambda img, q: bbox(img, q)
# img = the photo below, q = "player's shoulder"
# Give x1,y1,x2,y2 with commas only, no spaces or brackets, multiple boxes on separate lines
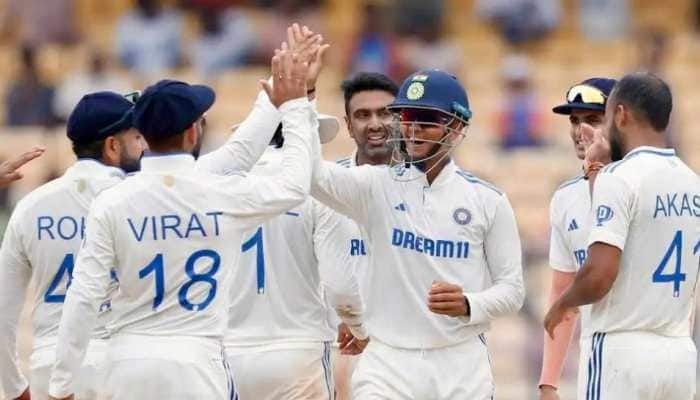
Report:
555,174,585,193
601,147,677,177
11,175,69,216
92,174,149,210
454,168,504,198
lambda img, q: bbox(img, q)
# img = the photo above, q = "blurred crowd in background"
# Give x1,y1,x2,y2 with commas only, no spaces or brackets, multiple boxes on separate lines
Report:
1,0,699,398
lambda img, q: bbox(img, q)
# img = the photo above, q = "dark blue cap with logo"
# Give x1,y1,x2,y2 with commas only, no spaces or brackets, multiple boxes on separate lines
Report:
552,77,617,115
67,91,134,144
388,69,472,122
132,79,215,139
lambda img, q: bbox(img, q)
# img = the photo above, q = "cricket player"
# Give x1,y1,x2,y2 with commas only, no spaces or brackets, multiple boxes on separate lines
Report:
545,72,699,399
538,78,617,400
224,116,369,400
330,71,398,400
311,69,525,399
0,91,147,400
47,50,315,400
0,146,46,188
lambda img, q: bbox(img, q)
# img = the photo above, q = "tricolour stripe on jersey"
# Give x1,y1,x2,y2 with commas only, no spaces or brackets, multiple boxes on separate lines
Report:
455,170,503,195
607,149,676,173
321,341,333,400
556,175,583,191
586,332,606,400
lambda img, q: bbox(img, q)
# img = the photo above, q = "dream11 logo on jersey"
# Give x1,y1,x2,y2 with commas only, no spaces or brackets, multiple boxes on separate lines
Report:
596,205,614,226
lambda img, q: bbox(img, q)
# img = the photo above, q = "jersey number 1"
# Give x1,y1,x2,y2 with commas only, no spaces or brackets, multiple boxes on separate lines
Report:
241,227,265,294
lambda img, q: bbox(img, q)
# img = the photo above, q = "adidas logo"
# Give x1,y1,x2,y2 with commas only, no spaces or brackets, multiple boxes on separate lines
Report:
568,219,579,231
394,203,408,211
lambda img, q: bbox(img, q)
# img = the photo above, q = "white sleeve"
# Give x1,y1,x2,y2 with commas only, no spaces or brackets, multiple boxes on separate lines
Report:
461,195,525,325
587,172,635,250
197,90,281,175
548,194,576,272
314,202,367,340
48,202,115,398
0,211,31,399
221,97,312,230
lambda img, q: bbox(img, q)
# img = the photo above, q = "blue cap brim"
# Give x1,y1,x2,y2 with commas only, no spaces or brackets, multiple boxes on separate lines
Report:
552,102,605,115
190,85,216,115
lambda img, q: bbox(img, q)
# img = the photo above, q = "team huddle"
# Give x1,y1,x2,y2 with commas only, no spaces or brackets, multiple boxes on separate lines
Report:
0,23,698,400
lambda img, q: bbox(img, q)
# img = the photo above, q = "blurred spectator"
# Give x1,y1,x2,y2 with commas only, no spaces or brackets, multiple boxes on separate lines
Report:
476,0,560,46
116,0,184,77
53,50,131,121
346,3,400,79
5,46,59,127
398,23,461,78
253,0,324,62
191,7,256,77
1,0,77,47
393,0,444,36
636,29,669,75
495,55,544,151
579,0,628,41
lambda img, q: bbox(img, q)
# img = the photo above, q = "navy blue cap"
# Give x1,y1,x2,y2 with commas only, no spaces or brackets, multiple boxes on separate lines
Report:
388,69,472,122
132,79,215,139
552,78,617,115
67,91,134,144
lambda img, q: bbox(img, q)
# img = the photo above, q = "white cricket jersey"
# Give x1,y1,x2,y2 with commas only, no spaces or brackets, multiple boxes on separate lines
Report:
311,136,525,348
0,160,122,399
588,146,700,337
225,147,365,350
549,175,594,338
48,96,313,397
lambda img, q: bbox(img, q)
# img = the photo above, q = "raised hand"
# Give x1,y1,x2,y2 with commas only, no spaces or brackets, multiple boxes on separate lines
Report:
580,122,611,165
286,23,330,91
260,44,309,108
0,146,45,187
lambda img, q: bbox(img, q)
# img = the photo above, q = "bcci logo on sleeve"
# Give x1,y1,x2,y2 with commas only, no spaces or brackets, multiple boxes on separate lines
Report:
596,205,614,226
453,207,472,226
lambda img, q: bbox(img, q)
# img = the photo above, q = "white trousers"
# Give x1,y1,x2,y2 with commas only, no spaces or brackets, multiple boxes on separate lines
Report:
577,331,696,400
30,340,107,400
103,334,233,400
225,342,333,400
352,335,494,400
331,346,361,400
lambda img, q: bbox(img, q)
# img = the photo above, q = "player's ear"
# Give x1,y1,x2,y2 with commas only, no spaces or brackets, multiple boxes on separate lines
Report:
614,104,627,129
102,136,120,165
184,124,198,149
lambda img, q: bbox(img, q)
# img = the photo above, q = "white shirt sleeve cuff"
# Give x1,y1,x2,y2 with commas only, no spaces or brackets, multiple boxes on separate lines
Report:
278,97,310,113
457,292,488,326
588,230,626,251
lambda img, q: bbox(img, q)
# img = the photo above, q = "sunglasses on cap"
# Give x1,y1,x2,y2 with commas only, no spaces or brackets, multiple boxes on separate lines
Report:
566,84,607,105
397,109,452,125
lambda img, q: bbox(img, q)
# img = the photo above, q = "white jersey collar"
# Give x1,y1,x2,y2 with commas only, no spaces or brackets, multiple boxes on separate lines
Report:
66,158,126,180
624,146,676,159
140,153,196,173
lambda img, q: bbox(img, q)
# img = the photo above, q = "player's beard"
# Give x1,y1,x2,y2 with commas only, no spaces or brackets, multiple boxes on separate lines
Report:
608,123,625,162
119,150,142,173
191,129,205,159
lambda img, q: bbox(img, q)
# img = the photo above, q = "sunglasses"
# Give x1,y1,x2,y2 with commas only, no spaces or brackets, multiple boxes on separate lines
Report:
123,91,141,104
397,109,452,125
566,84,606,105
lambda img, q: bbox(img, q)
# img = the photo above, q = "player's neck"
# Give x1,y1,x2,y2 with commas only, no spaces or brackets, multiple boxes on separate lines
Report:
623,129,668,156
424,157,450,185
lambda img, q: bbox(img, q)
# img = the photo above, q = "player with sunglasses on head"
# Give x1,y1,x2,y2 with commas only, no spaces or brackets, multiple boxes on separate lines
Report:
538,78,617,400
0,91,148,400
545,72,699,399
310,69,525,399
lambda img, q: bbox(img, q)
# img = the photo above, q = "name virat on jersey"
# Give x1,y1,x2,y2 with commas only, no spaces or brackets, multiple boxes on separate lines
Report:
127,211,224,241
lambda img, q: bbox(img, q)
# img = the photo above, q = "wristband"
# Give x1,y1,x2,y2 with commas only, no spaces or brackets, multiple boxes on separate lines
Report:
583,161,605,180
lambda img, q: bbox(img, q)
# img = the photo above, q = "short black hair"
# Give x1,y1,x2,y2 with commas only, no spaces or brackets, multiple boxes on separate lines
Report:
610,72,672,131
72,138,105,160
341,72,398,115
